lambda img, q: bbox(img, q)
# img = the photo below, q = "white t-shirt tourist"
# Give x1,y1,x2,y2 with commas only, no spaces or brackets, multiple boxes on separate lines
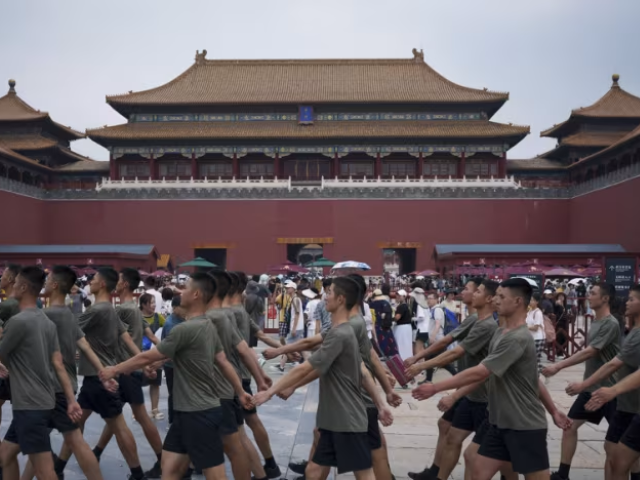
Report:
526,308,546,341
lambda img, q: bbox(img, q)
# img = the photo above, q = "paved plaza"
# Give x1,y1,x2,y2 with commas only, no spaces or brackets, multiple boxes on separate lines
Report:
0,341,605,480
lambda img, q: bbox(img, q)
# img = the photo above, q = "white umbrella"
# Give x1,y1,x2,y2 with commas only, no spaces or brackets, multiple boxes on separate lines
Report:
512,277,540,288
568,278,585,285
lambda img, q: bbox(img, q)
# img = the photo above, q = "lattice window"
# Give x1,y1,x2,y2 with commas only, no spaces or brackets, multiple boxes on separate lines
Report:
200,162,232,177
382,162,416,177
465,162,498,177
159,161,191,177
119,163,150,177
423,161,457,176
240,162,273,177
340,162,374,177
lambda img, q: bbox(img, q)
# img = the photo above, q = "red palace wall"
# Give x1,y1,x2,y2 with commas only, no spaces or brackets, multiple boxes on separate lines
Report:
3,179,636,274
569,176,640,252
40,197,569,274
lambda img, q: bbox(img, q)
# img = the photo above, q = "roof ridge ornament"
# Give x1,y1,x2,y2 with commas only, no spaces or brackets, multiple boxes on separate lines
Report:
8,79,16,93
612,73,620,88
195,50,208,64
411,48,424,62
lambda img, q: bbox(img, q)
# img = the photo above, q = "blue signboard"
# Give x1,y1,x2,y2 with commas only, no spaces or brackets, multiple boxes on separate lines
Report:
299,106,314,124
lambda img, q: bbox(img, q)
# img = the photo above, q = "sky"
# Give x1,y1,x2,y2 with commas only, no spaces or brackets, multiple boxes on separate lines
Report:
1,0,639,161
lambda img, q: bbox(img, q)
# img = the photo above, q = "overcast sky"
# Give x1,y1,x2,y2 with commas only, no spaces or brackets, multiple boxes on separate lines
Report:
1,0,638,161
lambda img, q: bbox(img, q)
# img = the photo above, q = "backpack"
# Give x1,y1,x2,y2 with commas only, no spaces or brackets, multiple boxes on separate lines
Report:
142,313,161,351
543,315,556,343
442,307,459,335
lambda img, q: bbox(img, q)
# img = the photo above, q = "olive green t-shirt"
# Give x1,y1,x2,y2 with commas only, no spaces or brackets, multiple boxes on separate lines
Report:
449,313,479,343
459,315,499,403
483,325,547,430
584,315,620,391
308,322,367,432
116,300,145,354
0,308,60,410
43,306,84,393
156,316,223,412
348,314,375,408
615,327,640,413
0,297,20,327
229,305,257,380
206,308,242,400
77,302,126,377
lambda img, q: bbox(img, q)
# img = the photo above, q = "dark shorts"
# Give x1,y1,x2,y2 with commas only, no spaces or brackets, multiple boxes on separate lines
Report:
451,398,488,434
622,414,640,453
313,429,372,474
0,378,11,401
568,391,617,425
606,411,636,443
118,372,145,406
50,393,79,433
5,410,53,454
366,407,382,450
163,407,224,471
241,379,257,416
415,332,429,343
77,376,123,419
478,424,549,475
441,398,463,423
219,398,243,436
472,418,490,445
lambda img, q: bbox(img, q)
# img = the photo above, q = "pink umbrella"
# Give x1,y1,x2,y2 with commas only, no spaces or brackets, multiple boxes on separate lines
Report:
267,261,309,275
415,269,440,277
148,270,169,277
138,270,150,276
545,268,585,278
80,267,97,276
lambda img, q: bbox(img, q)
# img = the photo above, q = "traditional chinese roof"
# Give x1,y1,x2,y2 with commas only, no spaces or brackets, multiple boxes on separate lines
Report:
506,157,565,170
559,131,627,148
106,50,509,116
0,80,84,140
542,75,640,138
0,135,59,150
0,244,157,256
88,120,529,146
435,244,626,255
0,145,50,170
575,123,640,166
55,159,109,172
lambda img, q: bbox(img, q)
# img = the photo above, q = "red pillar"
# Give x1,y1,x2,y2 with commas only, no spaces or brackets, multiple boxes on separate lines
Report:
274,153,280,178
333,153,339,178
191,153,197,179
109,153,117,180
149,154,156,180
375,153,382,178
459,152,466,178
232,153,239,178
418,153,424,178
499,153,506,178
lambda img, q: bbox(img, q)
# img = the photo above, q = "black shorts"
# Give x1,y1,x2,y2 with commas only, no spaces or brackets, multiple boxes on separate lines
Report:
50,393,79,433
118,372,145,405
478,424,549,475
451,398,488,434
472,418,490,445
241,379,257,416
441,398,463,423
606,411,636,443
313,429,372,474
0,378,11,401
77,376,123,419
568,391,617,425
415,332,429,343
5,410,53,454
367,407,382,450
163,407,224,471
622,414,640,453
219,398,243,436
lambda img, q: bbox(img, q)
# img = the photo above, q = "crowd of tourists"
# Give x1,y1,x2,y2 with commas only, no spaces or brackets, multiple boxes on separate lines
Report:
0,263,639,480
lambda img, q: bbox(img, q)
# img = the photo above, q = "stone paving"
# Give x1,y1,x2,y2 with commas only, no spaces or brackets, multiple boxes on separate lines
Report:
0,343,606,480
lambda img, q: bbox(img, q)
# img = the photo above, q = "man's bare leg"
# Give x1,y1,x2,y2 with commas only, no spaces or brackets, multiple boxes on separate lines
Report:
409,417,451,480
222,432,251,480
555,420,585,480
238,426,268,479
161,451,191,480
437,427,471,480
244,412,279,475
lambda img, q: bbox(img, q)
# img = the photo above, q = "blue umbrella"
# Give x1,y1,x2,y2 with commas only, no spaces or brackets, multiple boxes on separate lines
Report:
332,261,371,271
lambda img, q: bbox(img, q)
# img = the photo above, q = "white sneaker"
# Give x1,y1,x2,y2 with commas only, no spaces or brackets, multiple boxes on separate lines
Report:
151,409,165,420
258,357,267,368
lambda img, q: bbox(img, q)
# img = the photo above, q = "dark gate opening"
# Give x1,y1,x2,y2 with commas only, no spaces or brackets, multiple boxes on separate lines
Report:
383,248,417,275
286,243,323,265
194,248,227,270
